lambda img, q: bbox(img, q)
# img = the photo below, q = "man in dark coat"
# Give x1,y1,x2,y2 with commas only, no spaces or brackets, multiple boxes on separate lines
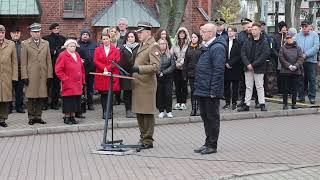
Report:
78,29,97,110
214,18,228,41
193,23,226,155
43,23,66,110
117,18,128,48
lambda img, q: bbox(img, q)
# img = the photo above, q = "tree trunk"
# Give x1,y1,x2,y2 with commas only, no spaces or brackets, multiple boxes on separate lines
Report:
285,0,292,28
294,0,303,30
211,0,224,21
255,0,261,21
158,0,188,36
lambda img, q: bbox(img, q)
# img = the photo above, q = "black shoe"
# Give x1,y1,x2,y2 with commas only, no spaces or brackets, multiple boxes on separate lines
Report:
88,104,95,110
222,104,230,110
70,117,78,124
292,104,298,109
64,117,73,125
28,119,35,125
231,103,237,110
42,105,48,110
255,103,260,109
283,104,288,110
75,113,85,119
260,104,267,111
0,122,8,127
16,108,25,113
200,147,217,155
141,144,153,149
237,101,245,107
310,99,316,104
50,105,59,110
194,145,207,153
297,99,305,103
37,118,47,124
237,105,249,112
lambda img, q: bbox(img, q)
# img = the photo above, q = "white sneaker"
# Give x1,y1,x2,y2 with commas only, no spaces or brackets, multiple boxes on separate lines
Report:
166,112,173,118
158,112,165,118
180,103,187,110
173,103,181,110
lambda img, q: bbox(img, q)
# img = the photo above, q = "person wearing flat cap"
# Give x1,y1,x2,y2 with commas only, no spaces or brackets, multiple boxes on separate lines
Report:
43,23,66,110
214,18,228,41
0,25,18,127
9,26,25,114
132,21,160,149
21,23,53,125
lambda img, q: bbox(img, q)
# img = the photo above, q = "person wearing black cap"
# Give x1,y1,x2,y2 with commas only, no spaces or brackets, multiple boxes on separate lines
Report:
132,21,160,149
21,23,53,125
0,24,18,127
78,28,97,110
10,25,25,113
43,23,66,110
214,18,228,41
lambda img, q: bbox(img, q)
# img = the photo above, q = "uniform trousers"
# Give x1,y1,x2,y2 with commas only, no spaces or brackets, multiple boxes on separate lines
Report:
198,97,220,149
137,114,155,145
0,102,10,122
27,98,44,119
13,80,24,110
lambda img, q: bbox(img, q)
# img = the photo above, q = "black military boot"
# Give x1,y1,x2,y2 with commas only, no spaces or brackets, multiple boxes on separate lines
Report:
70,116,78,124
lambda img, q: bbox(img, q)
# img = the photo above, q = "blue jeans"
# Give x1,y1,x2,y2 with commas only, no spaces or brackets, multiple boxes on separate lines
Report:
297,62,318,100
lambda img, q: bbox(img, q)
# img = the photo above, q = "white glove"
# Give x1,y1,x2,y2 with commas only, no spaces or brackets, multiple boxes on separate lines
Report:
288,65,294,71
291,65,297,71
159,72,163,77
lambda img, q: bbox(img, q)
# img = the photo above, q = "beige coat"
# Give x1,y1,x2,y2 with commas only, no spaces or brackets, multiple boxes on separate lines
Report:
0,39,18,102
21,38,53,98
132,37,160,114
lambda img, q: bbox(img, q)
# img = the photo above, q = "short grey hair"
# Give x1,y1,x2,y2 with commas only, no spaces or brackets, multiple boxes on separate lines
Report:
118,18,128,25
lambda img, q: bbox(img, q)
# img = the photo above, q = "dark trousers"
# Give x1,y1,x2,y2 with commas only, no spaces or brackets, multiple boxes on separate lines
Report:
0,102,10,121
198,97,220,149
51,74,61,107
224,80,239,105
238,71,246,102
173,70,188,103
137,113,155,145
156,78,173,112
282,74,298,105
100,93,109,115
27,98,44,119
123,90,132,111
13,80,24,110
189,77,196,103
86,74,94,105
297,62,317,100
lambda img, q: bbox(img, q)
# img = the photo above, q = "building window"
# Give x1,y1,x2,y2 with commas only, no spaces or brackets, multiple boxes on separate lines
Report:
63,0,85,18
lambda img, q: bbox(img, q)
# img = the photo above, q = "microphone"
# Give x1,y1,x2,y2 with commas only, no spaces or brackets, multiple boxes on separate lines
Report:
111,60,130,76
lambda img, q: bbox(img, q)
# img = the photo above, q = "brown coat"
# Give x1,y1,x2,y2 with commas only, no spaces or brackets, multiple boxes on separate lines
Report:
132,37,160,114
0,39,18,102
279,42,304,75
21,38,53,98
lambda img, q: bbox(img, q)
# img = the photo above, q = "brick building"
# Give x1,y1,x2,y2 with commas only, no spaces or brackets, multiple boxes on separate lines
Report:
0,0,210,40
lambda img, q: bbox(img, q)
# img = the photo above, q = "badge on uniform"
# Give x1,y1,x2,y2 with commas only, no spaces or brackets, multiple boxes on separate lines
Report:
154,51,160,56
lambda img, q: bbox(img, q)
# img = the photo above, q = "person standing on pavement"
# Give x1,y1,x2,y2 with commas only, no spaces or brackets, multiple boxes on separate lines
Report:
132,22,160,149
43,23,66,110
0,25,18,127
119,31,139,118
55,39,85,125
295,20,320,104
193,23,226,154
10,25,25,114
170,27,190,111
279,31,304,110
94,32,121,119
237,22,270,112
156,39,176,119
78,29,97,110
184,32,202,116
21,23,53,125
223,26,242,110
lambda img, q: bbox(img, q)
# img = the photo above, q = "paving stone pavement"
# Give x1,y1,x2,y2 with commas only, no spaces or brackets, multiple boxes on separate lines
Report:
0,114,320,179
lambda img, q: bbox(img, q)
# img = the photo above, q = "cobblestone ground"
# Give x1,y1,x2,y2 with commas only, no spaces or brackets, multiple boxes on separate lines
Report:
0,114,320,179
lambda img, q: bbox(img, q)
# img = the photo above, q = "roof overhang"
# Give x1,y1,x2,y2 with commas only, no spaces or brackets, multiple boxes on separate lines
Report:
0,0,41,16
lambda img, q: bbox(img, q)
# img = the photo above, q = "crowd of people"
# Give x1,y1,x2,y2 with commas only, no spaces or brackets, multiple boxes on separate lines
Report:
0,17,319,154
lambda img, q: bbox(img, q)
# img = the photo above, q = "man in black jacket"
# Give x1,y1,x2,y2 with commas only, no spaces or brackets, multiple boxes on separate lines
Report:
43,23,66,110
238,22,270,112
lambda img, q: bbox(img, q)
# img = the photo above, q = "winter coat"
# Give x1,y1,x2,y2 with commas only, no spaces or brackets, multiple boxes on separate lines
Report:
93,44,120,92
119,43,139,90
170,27,191,70
12,40,22,79
295,31,319,63
279,41,304,75
216,30,228,41
0,39,18,102
55,50,85,96
132,37,160,114
237,30,250,46
194,36,227,98
43,33,66,62
241,36,270,74
21,38,53,98
78,40,97,74
272,32,287,70
225,38,242,81
157,53,175,81
184,44,202,78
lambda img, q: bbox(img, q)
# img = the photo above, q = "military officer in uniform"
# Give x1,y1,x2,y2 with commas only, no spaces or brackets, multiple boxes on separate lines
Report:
21,23,53,125
0,25,18,127
132,22,160,149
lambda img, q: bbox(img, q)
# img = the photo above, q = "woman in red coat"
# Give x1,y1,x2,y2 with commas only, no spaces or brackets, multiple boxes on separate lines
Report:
94,32,120,118
55,39,85,124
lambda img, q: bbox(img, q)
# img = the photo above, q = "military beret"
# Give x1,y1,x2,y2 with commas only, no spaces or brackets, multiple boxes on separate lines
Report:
49,23,59,30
